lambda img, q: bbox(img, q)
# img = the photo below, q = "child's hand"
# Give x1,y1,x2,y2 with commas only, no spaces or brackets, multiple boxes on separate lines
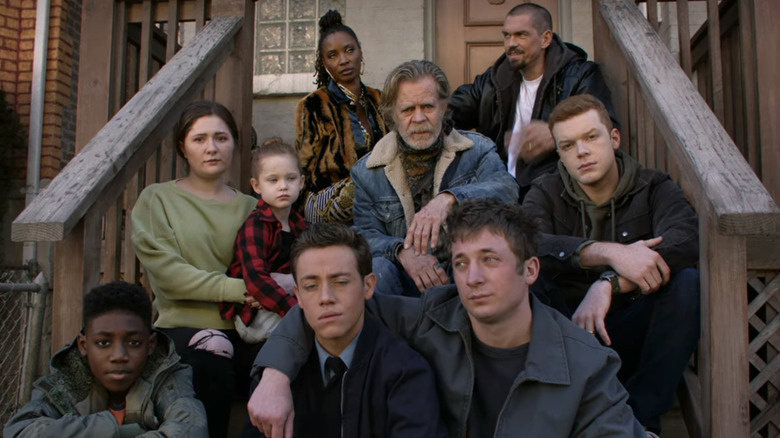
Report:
244,294,263,309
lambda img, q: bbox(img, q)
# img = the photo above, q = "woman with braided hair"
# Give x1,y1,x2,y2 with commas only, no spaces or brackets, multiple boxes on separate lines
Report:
296,9,387,223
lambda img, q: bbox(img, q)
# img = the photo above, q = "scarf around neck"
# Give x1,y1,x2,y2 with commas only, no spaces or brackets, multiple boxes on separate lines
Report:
398,132,444,211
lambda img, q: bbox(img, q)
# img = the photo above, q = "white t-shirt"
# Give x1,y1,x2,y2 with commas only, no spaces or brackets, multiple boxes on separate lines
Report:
507,75,542,177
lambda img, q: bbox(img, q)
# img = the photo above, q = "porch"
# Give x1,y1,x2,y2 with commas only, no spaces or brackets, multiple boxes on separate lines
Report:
6,0,780,436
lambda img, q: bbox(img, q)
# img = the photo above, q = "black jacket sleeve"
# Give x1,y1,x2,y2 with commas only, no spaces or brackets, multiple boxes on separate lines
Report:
450,67,493,132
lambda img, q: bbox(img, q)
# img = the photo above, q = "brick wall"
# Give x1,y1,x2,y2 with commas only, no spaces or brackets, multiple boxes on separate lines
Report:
61,0,79,164
0,0,81,181
0,4,21,103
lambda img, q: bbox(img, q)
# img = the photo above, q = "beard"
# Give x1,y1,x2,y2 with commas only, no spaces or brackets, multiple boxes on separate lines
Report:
506,48,528,72
397,123,443,151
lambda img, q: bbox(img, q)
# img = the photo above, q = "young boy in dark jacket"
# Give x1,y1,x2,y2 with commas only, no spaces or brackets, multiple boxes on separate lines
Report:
4,281,207,438
246,223,446,438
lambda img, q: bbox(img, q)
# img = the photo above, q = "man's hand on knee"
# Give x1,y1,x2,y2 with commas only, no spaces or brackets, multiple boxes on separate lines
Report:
404,193,456,254
573,280,613,345
247,368,294,438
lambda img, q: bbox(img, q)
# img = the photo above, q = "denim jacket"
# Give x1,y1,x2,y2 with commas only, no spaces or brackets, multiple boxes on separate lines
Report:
351,129,519,259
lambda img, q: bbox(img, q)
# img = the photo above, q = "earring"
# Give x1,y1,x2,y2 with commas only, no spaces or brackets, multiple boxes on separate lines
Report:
360,60,365,76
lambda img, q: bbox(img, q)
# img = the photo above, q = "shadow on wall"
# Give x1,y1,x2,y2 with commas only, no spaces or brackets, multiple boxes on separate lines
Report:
0,90,29,266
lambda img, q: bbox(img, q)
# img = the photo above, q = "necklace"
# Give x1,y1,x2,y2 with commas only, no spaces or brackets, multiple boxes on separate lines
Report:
336,82,371,146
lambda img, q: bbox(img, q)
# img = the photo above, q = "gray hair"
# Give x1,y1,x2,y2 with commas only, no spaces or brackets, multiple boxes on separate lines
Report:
379,60,451,129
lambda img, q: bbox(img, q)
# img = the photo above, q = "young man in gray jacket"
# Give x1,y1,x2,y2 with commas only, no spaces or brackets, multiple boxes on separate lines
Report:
247,198,646,438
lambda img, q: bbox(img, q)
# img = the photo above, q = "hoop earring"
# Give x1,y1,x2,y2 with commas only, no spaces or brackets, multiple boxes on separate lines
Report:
360,60,365,76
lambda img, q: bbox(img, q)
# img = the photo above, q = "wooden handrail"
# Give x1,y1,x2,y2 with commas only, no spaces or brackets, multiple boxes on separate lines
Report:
595,2,780,437
11,15,243,243
597,0,780,235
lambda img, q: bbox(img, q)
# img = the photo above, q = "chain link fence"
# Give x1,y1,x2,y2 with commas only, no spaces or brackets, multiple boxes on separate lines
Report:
0,266,48,426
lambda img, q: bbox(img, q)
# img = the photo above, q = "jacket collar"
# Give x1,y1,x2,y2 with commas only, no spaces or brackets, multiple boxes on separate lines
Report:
522,296,571,385
254,197,279,222
253,197,307,230
366,130,474,227
326,78,367,106
426,287,570,386
542,34,581,82
490,34,581,89
44,331,180,414
349,312,381,371
556,150,648,209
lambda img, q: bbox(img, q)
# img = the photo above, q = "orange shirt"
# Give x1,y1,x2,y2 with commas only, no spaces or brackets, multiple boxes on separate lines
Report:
108,406,126,425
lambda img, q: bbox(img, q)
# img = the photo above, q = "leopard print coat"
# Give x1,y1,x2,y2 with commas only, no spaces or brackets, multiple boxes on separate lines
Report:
295,83,387,223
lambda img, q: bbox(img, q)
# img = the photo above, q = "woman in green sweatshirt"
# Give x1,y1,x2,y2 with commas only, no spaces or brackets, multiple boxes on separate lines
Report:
131,101,257,438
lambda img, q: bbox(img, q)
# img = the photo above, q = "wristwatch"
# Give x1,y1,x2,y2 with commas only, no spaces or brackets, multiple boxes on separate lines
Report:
599,270,621,296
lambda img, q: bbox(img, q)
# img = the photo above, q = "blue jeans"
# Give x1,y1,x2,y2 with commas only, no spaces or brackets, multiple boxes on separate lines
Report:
372,256,422,297
605,267,700,433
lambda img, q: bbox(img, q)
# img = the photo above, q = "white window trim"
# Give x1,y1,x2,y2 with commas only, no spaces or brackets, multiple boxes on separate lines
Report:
253,73,319,96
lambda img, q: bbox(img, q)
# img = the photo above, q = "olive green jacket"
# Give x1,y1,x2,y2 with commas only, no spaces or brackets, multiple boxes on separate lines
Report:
4,332,207,438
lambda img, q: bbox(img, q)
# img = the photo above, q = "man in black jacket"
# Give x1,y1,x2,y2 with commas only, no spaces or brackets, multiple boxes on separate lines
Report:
450,3,616,199
523,94,700,437
244,223,446,438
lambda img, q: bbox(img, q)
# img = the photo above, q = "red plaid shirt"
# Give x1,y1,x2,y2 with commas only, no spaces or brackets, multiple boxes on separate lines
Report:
220,198,307,324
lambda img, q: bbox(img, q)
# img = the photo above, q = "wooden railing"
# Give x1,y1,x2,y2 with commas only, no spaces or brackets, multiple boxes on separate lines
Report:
638,0,780,206
594,1,780,437
10,0,255,352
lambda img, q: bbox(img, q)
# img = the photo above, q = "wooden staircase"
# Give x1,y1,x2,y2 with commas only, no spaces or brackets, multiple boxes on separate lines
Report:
10,1,780,437
595,1,780,436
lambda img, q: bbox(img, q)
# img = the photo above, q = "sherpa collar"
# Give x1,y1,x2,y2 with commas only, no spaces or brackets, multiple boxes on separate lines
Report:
366,130,474,227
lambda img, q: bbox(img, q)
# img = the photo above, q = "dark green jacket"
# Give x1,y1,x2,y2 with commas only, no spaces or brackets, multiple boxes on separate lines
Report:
4,332,207,438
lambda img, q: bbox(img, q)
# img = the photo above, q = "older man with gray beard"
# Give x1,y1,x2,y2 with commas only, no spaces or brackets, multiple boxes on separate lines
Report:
350,60,518,296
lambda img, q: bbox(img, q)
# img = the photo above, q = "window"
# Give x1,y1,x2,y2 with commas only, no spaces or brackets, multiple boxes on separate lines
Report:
254,0,346,94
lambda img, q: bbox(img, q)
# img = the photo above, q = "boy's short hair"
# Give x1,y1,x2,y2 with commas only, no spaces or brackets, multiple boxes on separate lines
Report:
290,223,373,280
444,198,538,268
252,136,302,178
548,94,613,133
380,60,451,130
83,281,153,330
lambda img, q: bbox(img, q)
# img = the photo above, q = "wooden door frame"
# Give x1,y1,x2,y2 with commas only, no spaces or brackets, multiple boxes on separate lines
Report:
426,0,569,63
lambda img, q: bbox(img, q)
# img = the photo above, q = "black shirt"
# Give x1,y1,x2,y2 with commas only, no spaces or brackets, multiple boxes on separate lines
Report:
468,334,530,438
